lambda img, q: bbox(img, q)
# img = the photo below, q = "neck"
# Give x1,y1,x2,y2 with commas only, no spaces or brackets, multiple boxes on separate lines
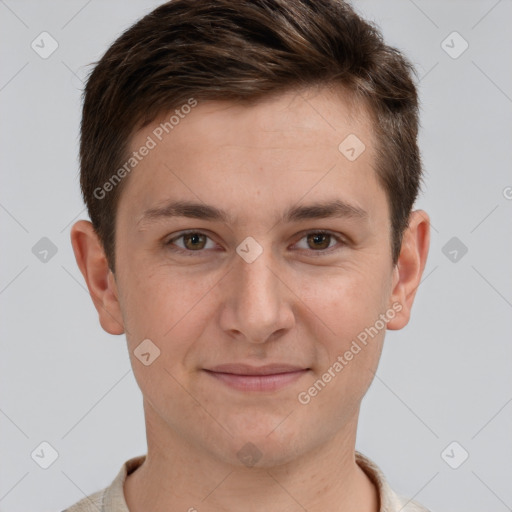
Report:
125,402,378,512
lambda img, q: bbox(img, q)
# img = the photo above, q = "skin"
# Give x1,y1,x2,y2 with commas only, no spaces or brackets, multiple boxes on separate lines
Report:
71,84,429,512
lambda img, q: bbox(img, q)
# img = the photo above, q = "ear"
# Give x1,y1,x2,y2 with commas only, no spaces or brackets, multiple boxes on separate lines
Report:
387,210,430,330
70,220,125,335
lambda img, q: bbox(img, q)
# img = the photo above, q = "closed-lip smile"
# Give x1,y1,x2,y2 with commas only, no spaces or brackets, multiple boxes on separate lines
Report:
203,364,310,392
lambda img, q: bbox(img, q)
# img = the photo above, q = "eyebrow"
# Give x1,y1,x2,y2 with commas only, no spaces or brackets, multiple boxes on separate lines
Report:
137,198,367,228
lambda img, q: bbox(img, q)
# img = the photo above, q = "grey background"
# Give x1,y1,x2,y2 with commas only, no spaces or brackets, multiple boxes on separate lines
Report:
1,1,511,511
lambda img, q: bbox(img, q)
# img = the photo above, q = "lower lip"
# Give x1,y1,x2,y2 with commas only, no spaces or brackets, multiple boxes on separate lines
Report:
204,370,309,392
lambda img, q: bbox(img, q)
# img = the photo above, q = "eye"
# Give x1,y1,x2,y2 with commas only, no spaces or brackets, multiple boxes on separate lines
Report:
165,229,346,257
294,230,345,255
165,230,217,255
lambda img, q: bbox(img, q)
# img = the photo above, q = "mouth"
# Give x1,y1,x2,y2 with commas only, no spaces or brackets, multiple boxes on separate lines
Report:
203,364,310,392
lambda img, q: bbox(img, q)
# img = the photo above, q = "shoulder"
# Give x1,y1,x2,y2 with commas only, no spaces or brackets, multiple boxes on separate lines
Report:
61,455,146,512
61,488,105,512
394,495,432,511
355,451,432,512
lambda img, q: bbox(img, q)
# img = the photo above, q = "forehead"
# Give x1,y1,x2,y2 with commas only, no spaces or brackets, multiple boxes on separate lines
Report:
153,86,371,151
117,85,384,227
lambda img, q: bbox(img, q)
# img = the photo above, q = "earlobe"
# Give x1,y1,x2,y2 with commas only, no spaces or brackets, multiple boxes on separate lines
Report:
387,210,430,331
70,220,125,335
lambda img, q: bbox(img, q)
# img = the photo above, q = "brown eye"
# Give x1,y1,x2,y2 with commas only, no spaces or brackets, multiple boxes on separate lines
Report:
182,232,207,250
294,230,345,256
306,232,331,250
166,231,215,254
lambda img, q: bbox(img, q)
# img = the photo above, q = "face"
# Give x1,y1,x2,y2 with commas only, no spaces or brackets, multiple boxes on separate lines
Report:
83,86,419,467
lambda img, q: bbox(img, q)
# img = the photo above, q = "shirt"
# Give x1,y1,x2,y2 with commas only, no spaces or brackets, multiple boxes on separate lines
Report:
62,451,430,511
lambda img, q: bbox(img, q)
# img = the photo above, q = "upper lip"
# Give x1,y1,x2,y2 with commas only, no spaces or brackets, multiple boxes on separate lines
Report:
205,364,309,376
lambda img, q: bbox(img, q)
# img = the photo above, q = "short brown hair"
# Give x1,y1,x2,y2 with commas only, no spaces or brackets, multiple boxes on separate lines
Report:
79,0,423,273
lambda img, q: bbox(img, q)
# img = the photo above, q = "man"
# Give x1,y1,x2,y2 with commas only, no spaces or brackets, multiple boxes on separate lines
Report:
66,0,431,510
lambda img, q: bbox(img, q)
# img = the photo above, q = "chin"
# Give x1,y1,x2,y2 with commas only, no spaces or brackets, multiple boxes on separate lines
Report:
217,420,307,469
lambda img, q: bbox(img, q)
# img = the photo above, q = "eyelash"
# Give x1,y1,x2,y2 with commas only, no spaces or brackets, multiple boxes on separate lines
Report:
164,229,346,257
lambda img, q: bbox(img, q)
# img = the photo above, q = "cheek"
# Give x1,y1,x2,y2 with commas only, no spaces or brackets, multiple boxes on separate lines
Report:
299,263,389,336
121,265,221,374
296,262,391,403
121,262,198,330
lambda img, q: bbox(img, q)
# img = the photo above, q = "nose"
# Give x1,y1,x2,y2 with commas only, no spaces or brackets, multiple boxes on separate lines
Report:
219,244,295,344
